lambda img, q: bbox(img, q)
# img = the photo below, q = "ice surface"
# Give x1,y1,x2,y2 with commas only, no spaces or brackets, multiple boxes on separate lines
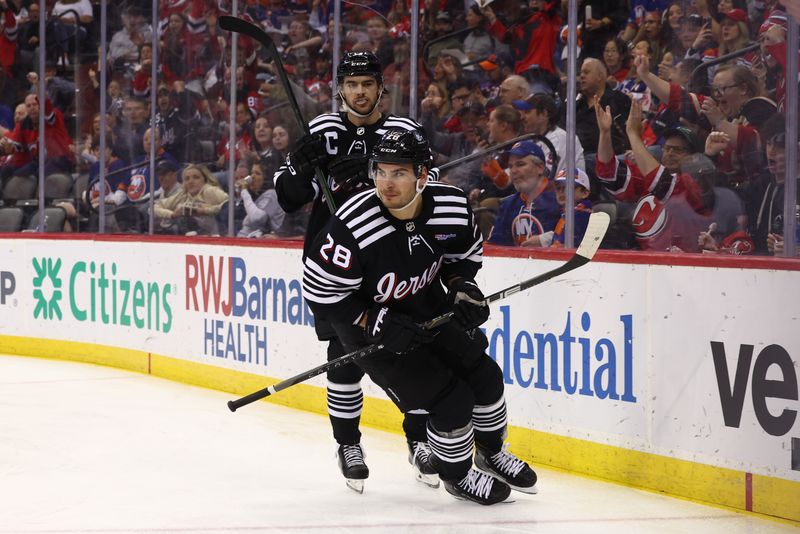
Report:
0,355,795,534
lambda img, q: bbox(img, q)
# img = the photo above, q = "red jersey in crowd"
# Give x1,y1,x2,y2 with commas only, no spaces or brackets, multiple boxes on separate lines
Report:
6,98,75,164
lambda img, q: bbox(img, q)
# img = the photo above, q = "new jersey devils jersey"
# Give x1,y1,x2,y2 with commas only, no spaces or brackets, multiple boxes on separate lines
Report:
302,182,482,326
274,112,440,255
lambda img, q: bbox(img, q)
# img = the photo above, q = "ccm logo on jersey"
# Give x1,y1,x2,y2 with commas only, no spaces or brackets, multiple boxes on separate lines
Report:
374,258,443,303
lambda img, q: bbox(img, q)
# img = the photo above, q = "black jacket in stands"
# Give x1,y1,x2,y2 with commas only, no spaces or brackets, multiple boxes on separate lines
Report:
302,182,482,327
274,111,440,257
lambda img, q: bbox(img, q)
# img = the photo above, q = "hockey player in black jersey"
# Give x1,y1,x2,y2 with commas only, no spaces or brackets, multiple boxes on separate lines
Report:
302,129,538,505
274,51,439,493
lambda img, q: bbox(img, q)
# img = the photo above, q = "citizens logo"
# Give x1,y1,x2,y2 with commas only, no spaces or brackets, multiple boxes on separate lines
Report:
32,258,63,319
31,257,173,332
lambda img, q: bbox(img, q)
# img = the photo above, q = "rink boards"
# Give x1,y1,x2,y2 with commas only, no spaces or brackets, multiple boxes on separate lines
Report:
0,234,798,523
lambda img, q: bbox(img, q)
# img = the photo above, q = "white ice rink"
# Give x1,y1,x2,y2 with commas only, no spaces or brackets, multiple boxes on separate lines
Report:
0,354,796,534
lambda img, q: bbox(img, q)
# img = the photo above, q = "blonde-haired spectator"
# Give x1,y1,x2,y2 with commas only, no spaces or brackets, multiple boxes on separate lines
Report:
154,164,229,235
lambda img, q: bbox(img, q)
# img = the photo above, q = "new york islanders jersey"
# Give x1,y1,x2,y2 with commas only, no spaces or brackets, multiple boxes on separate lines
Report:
274,112,440,255
302,182,481,327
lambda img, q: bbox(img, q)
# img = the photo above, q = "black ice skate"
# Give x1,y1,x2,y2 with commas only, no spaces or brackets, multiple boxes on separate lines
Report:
407,441,440,488
474,443,538,494
443,468,513,505
336,444,369,493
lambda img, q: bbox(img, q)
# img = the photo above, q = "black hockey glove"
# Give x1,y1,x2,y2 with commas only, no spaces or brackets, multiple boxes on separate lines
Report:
286,133,329,178
328,154,370,193
364,306,434,354
447,279,490,330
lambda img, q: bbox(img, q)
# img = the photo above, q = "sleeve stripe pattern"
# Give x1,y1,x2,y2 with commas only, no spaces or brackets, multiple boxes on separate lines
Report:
382,116,422,130
648,166,677,202
359,225,395,248
351,213,388,239
305,257,362,286
345,205,381,231
303,258,362,304
337,191,396,249
429,189,472,226
598,157,632,197
432,194,465,204
433,206,467,214
311,120,347,133
338,188,376,219
443,237,482,264
428,217,469,226
309,113,346,133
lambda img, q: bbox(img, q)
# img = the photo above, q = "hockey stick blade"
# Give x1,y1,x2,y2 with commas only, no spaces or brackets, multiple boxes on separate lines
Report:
219,15,338,212
219,16,299,125
226,212,609,411
423,211,609,329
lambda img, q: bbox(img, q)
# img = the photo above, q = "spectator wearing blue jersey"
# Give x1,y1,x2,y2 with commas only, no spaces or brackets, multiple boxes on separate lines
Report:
550,168,593,248
487,140,560,247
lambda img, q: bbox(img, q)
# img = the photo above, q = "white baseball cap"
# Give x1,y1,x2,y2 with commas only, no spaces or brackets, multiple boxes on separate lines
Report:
555,168,591,190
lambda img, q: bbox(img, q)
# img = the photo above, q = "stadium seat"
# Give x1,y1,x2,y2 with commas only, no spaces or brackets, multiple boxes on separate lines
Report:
44,173,74,202
2,175,37,203
26,207,67,233
0,207,25,232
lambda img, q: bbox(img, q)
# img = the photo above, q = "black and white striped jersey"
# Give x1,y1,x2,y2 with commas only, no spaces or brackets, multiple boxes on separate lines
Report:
274,112,440,256
302,182,482,327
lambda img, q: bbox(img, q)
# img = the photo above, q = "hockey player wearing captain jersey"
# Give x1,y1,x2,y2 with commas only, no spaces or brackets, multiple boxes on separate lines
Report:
274,51,440,493
302,129,537,505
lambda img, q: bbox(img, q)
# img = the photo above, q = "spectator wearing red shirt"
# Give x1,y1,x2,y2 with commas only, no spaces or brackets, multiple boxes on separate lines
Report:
3,93,75,178
481,0,561,83
0,4,17,78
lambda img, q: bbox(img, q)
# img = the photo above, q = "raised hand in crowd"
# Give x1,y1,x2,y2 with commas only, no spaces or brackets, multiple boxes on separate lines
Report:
480,5,497,24
704,131,731,157
594,97,613,133
692,22,715,51
767,232,785,255
634,53,649,79
698,222,719,251
625,98,645,140
634,54,669,103
594,96,615,165
657,53,674,81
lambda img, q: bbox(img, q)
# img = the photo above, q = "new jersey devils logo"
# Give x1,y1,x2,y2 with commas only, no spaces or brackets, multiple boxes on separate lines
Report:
632,194,667,239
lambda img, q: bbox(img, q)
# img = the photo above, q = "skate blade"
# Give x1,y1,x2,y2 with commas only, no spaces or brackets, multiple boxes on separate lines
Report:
345,478,365,494
448,494,516,505
509,483,537,494
414,470,441,489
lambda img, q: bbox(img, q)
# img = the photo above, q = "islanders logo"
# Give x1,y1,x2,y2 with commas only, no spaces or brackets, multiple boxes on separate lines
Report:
511,213,545,245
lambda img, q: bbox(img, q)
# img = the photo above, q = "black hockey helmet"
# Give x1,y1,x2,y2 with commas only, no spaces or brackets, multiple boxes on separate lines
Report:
336,51,383,86
369,129,433,178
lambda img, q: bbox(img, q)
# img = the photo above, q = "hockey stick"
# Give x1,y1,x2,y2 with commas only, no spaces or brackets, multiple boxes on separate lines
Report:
219,16,338,212
439,133,560,181
227,212,609,412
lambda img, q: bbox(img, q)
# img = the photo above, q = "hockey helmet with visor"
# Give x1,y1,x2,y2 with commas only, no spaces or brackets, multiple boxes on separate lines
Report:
369,129,433,181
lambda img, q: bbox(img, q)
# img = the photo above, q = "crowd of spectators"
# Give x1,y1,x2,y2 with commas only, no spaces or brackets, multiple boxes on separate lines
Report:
0,0,797,255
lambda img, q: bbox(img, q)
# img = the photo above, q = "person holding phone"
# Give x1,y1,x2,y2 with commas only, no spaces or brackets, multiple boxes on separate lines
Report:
566,0,628,60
